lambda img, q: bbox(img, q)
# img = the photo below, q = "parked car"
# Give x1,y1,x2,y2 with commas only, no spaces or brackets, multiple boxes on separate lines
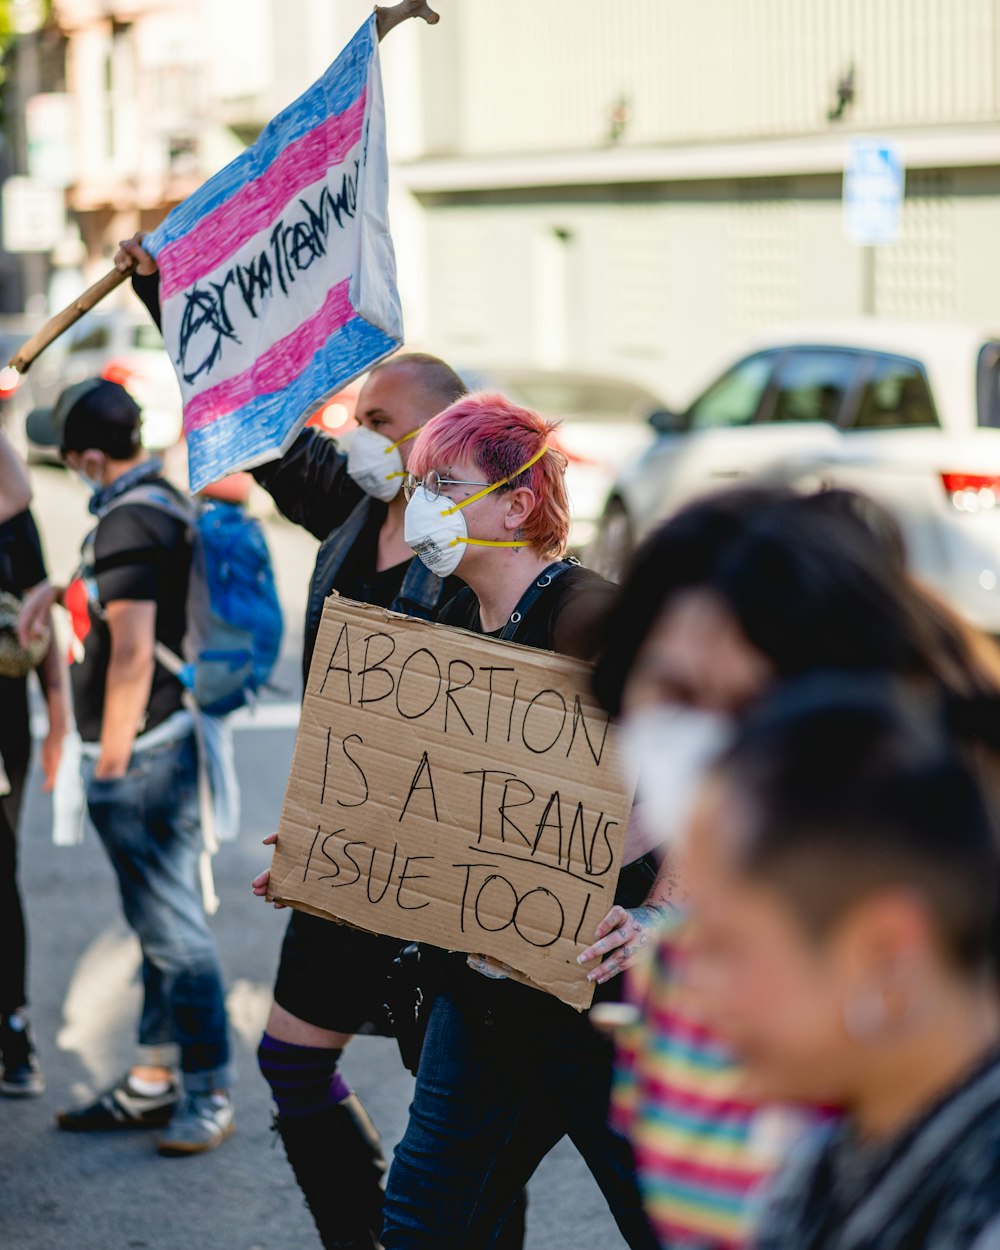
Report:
23,309,184,462
458,366,668,551
587,321,1000,632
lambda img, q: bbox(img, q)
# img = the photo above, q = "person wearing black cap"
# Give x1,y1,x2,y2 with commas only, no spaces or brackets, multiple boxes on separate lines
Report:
19,382,234,1156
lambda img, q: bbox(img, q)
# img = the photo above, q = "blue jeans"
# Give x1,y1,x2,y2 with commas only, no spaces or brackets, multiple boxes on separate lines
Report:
83,733,231,1091
382,968,657,1250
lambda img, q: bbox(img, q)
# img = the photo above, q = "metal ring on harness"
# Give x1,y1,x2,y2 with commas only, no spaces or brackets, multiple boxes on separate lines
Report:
509,611,522,624
537,575,553,587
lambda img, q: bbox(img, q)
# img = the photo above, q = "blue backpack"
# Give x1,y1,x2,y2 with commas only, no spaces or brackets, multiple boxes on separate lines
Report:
101,484,284,715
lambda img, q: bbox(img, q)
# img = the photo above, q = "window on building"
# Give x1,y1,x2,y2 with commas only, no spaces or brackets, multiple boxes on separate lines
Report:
686,353,776,431
764,350,861,425
851,355,939,430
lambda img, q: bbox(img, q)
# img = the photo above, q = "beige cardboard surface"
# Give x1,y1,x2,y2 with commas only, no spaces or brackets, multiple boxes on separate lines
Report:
267,596,636,1011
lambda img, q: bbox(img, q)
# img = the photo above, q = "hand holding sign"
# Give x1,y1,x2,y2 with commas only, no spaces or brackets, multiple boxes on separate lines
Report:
268,597,636,1011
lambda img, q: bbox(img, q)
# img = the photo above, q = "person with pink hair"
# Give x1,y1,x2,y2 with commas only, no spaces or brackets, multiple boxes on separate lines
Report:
380,392,662,1249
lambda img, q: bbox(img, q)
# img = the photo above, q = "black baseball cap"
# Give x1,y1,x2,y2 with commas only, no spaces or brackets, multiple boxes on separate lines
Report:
26,379,142,460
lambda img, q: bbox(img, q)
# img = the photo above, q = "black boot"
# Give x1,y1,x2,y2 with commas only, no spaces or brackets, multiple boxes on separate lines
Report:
276,1094,386,1250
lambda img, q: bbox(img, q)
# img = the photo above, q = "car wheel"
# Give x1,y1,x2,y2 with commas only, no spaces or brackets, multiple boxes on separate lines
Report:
587,499,633,583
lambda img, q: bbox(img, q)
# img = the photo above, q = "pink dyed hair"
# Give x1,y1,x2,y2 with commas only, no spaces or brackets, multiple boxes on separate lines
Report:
409,391,571,558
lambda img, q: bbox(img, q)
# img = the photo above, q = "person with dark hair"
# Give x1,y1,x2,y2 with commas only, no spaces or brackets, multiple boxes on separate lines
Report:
685,674,1000,1250
18,378,235,1154
586,486,1000,985
582,485,1000,1248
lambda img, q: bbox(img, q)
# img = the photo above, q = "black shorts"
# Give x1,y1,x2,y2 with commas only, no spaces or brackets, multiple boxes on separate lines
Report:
272,908,409,1035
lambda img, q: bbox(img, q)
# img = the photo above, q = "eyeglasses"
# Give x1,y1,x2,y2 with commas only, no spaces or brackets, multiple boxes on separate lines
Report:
403,470,492,502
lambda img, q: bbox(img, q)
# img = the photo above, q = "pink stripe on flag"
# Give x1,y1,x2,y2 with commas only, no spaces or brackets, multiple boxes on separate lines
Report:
184,278,355,432
159,91,367,300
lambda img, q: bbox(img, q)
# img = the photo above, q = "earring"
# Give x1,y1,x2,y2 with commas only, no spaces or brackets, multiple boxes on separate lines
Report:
842,983,889,1041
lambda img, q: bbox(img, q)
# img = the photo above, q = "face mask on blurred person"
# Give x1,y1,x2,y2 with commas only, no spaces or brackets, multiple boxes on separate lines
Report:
77,472,104,495
619,704,735,848
346,426,418,502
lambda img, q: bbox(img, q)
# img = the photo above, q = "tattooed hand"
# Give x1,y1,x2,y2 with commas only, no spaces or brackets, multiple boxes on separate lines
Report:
576,902,669,985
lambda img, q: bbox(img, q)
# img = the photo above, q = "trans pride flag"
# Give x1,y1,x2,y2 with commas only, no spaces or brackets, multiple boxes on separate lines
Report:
144,15,402,492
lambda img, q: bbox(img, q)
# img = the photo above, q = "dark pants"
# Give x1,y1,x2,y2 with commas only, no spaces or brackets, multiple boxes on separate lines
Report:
83,732,231,1089
382,967,657,1250
0,677,31,1014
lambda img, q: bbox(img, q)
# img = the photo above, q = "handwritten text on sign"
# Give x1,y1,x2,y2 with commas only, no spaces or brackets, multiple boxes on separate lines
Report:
268,597,635,1010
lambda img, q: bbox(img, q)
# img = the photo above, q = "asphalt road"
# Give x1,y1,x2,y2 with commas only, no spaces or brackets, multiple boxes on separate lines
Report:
0,465,627,1250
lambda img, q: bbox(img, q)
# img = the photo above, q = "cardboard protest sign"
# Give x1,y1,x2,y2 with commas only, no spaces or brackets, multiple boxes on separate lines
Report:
143,15,402,492
268,597,636,1011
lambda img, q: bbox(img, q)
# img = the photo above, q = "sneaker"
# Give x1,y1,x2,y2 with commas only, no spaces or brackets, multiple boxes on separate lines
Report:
157,1091,234,1156
0,1014,44,1098
56,1075,179,1131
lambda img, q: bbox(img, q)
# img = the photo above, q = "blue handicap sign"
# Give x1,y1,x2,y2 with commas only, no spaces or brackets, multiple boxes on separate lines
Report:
843,140,905,246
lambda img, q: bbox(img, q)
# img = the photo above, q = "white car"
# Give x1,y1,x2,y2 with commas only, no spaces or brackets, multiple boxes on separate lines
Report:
24,309,183,461
588,321,1000,632
457,366,668,552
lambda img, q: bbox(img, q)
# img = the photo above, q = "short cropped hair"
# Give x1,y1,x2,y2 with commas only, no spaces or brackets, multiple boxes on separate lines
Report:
368,352,467,412
409,391,571,558
718,674,1000,976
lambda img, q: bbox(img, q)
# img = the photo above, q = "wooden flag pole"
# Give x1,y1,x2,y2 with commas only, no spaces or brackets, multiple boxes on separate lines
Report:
6,0,440,377
8,265,132,374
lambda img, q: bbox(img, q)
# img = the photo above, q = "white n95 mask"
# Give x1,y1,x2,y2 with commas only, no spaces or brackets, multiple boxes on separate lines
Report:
346,426,418,502
403,445,551,577
403,486,471,577
619,704,735,849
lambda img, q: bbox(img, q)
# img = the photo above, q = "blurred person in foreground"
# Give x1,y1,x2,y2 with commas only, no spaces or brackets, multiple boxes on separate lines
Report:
685,674,1000,1249
18,380,234,1154
374,392,659,1249
582,486,1000,1247
0,427,68,1094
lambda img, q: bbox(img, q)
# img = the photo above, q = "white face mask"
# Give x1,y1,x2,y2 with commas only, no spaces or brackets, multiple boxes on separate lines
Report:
77,472,104,495
403,485,471,577
619,704,735,849
403,445,551,578
346,426,417,502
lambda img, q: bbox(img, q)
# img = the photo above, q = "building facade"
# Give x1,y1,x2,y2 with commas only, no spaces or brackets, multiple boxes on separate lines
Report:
387,0,1000,403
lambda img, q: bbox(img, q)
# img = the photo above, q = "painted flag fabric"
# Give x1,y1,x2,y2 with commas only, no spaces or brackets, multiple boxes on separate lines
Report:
144,15,402,492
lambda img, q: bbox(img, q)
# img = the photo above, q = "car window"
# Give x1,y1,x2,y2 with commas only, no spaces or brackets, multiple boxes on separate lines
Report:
132,323,164,351
765,350,860,425
977,342,1000,429
686,353,775,431
851,354,939,430
68,323,110,353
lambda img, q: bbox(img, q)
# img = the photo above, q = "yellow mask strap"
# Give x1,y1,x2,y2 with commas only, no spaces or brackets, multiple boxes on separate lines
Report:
383,428,420,481
447,537,524,551
385,428,420,454
439,445,549,518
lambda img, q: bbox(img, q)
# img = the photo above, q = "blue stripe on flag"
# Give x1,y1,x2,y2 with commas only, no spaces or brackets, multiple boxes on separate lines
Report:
146,17,374,256
185,315,398,492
